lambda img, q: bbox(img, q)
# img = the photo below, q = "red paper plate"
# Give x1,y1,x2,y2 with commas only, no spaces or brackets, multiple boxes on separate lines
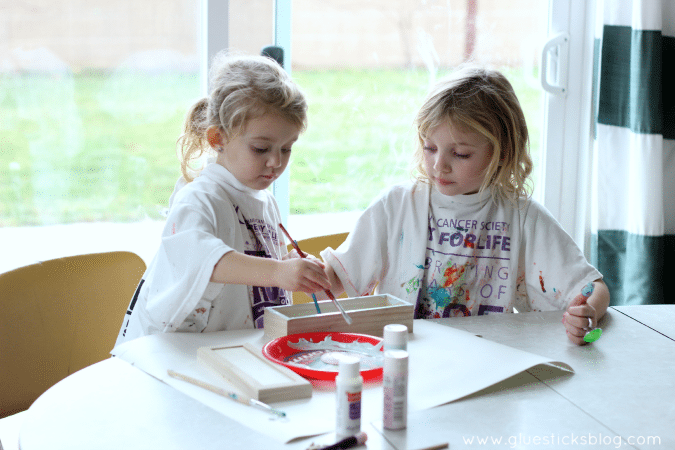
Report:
262,332,384,381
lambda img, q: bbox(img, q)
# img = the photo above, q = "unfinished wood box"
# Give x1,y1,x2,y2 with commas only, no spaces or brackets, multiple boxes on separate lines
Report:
263,294,414,340
198,342,312,403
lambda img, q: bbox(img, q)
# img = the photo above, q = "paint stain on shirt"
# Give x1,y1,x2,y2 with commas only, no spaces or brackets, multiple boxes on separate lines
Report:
443,263,467,287
539,271,546,293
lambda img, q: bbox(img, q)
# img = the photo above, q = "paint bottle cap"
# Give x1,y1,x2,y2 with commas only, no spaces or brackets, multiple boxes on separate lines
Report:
384,350,409,372
383,324,408,351
337,354,361,379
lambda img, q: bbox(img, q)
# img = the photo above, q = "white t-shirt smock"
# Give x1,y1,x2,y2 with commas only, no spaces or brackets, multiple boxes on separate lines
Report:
116,163,290,346
321,182,601,318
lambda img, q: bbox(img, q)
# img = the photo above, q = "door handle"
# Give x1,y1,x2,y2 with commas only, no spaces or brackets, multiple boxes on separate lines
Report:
541,32,569,96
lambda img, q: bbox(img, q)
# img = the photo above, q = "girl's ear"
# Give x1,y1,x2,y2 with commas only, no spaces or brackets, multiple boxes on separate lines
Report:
206,126,225,149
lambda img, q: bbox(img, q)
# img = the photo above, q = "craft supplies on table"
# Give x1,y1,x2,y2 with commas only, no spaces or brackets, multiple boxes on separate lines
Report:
383,324,408,351
111,318,576,445
264,294,414,340
197,341,312,403
262,332,384,381
167,369,287,417
382,349,408,430
335,355,363,439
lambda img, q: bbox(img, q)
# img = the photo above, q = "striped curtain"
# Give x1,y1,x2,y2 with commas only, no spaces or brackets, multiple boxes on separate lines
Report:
591,0,675,305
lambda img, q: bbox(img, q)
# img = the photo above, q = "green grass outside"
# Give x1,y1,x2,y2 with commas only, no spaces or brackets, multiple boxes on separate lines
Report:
0,68,541,226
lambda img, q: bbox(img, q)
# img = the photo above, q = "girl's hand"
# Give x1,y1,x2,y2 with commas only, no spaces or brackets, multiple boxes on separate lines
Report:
562,280,609,345
275,258,330,293
284,248,323,265
563,295,597,345
283,248,301,260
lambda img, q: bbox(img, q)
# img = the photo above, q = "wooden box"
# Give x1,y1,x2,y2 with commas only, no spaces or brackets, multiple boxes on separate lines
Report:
198,342,312,403
263,294,414,340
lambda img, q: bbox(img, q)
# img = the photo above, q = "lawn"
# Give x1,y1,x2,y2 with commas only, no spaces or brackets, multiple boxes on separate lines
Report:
0,68,541,226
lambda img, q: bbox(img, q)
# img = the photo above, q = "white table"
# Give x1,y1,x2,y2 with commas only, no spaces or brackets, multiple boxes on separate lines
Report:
416,307,675,449
611,305,675,341
19,307,675,449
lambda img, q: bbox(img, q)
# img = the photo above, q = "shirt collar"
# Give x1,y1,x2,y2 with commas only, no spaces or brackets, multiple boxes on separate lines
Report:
431,186,491,208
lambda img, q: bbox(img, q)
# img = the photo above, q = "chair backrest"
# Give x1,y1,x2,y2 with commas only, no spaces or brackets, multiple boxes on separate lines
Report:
287,232,349,304
0,251,146,418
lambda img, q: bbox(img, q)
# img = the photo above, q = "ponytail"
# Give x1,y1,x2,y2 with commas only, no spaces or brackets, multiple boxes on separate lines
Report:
176,98,209,182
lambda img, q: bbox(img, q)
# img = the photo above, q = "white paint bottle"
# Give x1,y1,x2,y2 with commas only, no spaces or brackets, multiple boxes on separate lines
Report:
383,324,408,351
383,349,408,430
335,355,362,439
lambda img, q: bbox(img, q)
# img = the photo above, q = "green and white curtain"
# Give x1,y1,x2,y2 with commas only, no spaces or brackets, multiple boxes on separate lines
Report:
591,0,675,305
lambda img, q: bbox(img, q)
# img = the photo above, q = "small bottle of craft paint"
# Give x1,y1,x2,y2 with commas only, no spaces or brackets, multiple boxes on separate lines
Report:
383,324,408,351
383,349,408,430
335,355,362,439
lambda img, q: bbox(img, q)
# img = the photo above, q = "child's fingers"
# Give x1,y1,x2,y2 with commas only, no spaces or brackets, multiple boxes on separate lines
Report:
300,274,331,293
566,304,597,328
563,304,598,346
563,314,590,346
563,316,587,336
287,249,325,267
303,253,325,268
279,259,329,292
566,330,587,346
296,260,331,292
564,281,598,346
568,291,590,308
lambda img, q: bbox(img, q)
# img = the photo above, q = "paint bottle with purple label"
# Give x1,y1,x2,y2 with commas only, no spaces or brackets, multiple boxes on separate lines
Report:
383,349,408,430
335,355,362,439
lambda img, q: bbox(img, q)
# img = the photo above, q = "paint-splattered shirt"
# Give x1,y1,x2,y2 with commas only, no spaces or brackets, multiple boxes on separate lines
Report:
322,182,602,319
116,163,289,346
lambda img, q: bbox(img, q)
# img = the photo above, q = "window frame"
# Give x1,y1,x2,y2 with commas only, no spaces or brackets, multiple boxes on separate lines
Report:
540,0,597,253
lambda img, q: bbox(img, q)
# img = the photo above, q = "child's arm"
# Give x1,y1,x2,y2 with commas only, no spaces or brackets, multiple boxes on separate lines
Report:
563,279,610,345
210,251,331,293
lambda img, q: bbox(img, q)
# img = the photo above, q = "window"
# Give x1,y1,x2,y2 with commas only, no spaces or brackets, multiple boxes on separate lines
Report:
0,0,595,273
276,0,595,252
0,1,201,272
280,0,550,238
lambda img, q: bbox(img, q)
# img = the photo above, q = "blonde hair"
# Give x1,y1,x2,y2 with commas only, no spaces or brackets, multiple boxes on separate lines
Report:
177,52,308,181
413,66,532,203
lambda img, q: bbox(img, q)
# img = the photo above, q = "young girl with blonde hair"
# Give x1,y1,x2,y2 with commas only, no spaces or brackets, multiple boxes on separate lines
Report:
117,53,329,344
321,67,609,345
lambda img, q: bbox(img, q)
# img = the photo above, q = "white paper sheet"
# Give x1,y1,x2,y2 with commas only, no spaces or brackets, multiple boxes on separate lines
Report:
111,320,572,443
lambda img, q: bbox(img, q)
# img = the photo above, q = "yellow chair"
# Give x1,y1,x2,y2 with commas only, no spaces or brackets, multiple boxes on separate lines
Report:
287,232,349,304
0,251,146,418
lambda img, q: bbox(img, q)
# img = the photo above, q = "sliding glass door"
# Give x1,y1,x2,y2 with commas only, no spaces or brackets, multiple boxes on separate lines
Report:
272,0,594,251
0,0,595,272
277,0,551,238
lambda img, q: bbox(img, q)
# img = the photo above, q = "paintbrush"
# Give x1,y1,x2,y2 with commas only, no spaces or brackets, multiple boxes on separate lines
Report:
277,224,322,314
278,223,353,325
167,370,286,417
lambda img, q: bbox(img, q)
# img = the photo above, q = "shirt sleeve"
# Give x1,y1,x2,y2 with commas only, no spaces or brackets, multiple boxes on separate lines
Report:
518,200,602,312
321,194,389,297
143,198,233,332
